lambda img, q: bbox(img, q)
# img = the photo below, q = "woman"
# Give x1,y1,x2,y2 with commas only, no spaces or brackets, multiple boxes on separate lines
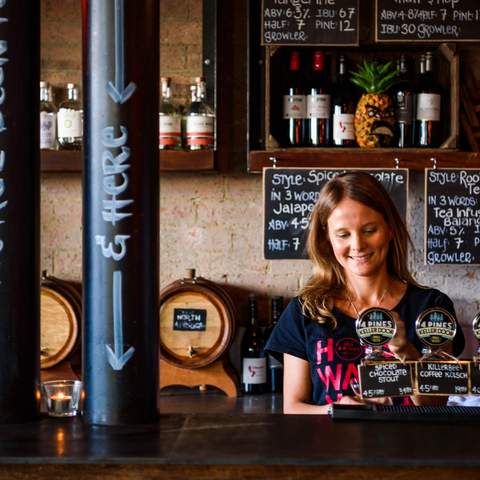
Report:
265,172,465,414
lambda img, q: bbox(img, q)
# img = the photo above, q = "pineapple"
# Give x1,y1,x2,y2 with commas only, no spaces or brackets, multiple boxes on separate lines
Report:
351,60,399,148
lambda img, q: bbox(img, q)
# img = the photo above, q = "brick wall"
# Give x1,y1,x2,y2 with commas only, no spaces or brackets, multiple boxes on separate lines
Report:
160,0,202,106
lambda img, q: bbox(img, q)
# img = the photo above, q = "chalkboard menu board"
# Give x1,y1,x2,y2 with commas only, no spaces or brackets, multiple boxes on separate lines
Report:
359,362,414,398
262,0,359,46
415,361,469,395
264,168,408,260
425,168,480,265
376,0,480,42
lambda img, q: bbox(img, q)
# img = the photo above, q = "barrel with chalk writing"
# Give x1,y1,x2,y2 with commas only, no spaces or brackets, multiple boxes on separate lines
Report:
159,269,236,369
40,272,81,369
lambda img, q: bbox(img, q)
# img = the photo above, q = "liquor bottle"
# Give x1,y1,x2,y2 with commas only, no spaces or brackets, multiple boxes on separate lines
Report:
159,77,182,150
332,55,356,147
282,50,306,147
307,51,331,147
415,52,442,148
264,296,284,393
39,81,57,150
241,294,267,394
392,55,414,148
57,83,83,150
183,77,215,151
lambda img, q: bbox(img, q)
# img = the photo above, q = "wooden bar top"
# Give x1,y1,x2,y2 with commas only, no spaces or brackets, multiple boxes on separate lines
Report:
0,392,480,479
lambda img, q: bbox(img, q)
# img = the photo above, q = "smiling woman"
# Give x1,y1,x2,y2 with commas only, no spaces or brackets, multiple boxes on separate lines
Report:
265,171,465,414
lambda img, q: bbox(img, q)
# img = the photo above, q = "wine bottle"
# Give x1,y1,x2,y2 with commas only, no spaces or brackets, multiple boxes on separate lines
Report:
39,81,57,150
241,294,267,395
415,52,442,148
392,55,414,148
57,83,83,150
264,296,284,393
183,77,215,151
332,55,356,147
282,50,306,147
307,51,331,147
159,77,182,150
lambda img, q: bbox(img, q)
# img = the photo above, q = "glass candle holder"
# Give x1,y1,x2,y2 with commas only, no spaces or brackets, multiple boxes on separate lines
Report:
41,380,83,417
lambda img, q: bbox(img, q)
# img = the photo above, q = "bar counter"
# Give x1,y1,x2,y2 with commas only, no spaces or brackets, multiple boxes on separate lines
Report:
0,391,479,479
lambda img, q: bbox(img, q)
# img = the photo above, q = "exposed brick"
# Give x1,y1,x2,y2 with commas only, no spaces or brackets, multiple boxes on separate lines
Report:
161,18,201,45
185,45,202,72
188,0,202,21
160,44,188,73
160,0,190,19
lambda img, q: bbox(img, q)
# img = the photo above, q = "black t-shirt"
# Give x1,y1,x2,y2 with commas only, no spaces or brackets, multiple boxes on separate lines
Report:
265,284,465,406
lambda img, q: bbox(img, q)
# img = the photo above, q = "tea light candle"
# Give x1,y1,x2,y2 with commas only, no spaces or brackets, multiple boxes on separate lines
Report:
41,380,83,417
49,392,73,416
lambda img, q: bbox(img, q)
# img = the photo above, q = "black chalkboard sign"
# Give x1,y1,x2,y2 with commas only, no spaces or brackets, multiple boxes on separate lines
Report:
425,168,480,265
262,0,359,46
173,308,207,331
359,361,414,398
376,0,480,42
263,168,408,260
415,361,469,395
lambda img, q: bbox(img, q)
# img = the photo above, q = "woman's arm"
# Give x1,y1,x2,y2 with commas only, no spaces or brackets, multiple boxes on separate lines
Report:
283,353,329,414
283,353,365,414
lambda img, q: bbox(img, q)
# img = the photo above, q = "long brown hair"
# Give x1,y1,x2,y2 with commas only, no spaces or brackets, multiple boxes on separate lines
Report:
299,171,416,328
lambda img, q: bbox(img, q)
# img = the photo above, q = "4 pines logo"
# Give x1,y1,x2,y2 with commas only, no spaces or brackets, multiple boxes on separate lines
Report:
415,307,457,347
355,308,396,346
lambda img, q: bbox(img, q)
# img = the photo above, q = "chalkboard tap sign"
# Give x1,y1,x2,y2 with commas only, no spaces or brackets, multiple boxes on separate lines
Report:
425,168,480,266
375,0,480,42
356,308,414,398
415,307,469,396
263,167,408,260
262,0,359,46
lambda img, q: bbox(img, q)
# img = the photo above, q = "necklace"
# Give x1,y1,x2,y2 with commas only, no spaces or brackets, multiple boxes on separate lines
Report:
348,287,389,318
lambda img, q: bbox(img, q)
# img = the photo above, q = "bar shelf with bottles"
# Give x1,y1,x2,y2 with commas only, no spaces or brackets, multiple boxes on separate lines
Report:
248,43,480,172
41,76,216,173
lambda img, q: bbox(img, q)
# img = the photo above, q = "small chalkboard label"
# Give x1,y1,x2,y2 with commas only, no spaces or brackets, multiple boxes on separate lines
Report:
173,308,207,331
262,0,359,46
425,168,480,265
376,0,480,42
359,361,414,398
415,361,469,395
264,168,408,260
470,361,480,395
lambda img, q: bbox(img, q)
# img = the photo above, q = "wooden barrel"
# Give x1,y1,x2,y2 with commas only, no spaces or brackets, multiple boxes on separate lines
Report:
40,272,81,369
159,269,236,369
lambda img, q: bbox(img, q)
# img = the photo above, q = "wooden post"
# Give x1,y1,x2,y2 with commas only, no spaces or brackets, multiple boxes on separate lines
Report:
82,0,159,425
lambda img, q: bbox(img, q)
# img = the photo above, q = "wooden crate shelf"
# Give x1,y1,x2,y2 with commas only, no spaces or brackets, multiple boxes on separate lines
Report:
40,150,216,173
248,149,480,173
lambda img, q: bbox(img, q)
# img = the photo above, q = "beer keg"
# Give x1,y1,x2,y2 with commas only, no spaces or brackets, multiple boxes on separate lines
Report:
159,269,236,369
40,272,81,369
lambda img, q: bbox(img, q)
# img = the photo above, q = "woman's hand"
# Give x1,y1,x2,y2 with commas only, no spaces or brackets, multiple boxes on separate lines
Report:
387,311,420,361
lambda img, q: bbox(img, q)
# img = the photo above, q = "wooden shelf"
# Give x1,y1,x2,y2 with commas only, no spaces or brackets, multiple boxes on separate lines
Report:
40,149,216,173
159,150,216,172
248,149,480,173
41,150,82,172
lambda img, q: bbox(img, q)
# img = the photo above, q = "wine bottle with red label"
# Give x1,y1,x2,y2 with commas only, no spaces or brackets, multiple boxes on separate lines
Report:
282,50,306,147
307,51,331,147
415,52,442,148
241,294,267,395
